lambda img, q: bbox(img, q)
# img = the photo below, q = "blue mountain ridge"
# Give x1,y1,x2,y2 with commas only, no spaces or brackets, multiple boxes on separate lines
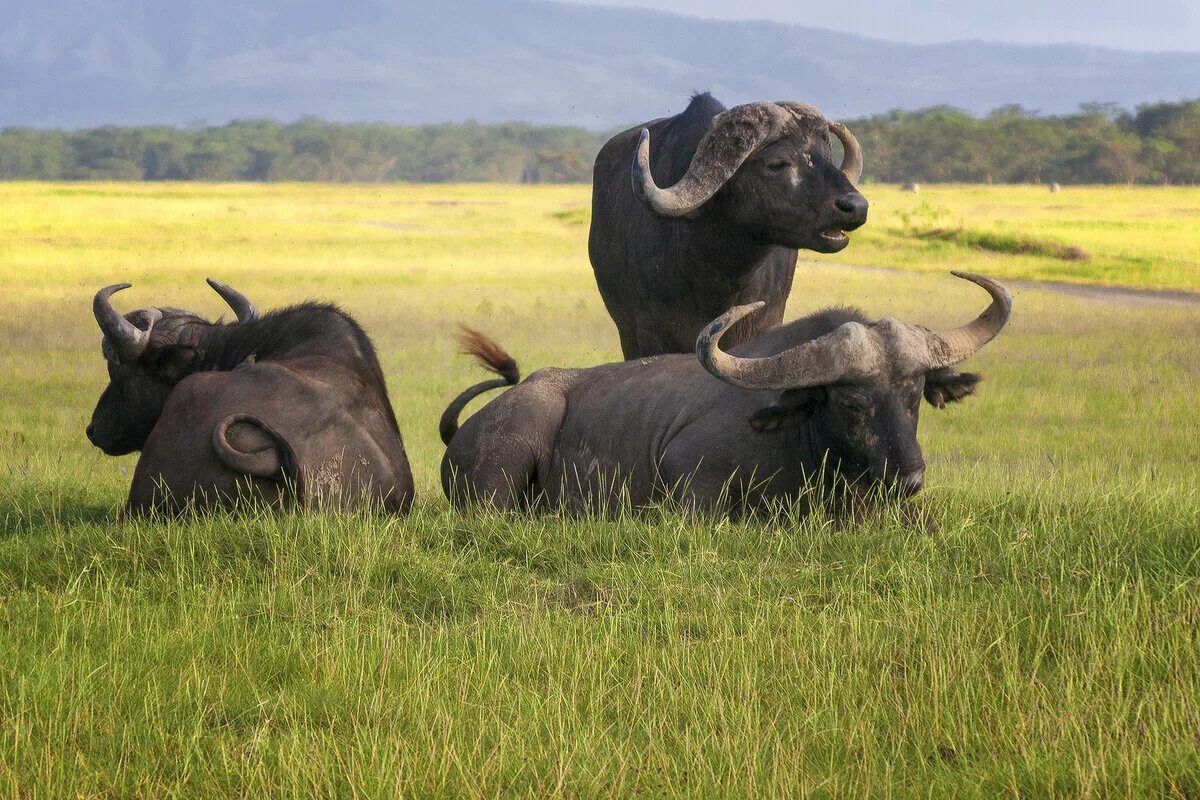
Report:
3,0,1197,128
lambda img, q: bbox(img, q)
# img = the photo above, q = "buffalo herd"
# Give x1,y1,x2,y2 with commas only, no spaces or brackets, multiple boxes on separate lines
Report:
88,93,1012,520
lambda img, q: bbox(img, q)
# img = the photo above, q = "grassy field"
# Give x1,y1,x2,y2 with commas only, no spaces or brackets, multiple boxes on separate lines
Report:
848,184,1200,291
1,182,1198,797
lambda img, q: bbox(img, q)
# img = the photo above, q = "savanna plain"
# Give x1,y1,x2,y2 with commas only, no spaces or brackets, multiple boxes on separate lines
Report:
1,182,1198,797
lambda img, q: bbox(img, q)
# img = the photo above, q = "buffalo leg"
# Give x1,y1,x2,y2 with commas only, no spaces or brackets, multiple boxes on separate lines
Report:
440,380,568,511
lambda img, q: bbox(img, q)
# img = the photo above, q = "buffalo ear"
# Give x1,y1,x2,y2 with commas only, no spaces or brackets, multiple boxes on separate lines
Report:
156,346,198,383
924,368,981,409
212,414,289,479
749,387,826,432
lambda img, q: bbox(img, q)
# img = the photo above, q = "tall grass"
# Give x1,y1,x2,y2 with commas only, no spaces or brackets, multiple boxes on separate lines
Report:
0,183,1197,796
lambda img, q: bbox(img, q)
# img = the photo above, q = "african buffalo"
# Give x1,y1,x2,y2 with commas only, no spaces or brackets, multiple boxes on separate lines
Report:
589,92,868,359
87,280,414,515
440,272,1010,516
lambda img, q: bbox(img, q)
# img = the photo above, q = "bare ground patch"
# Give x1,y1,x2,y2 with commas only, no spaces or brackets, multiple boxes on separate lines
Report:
823,262,1200,308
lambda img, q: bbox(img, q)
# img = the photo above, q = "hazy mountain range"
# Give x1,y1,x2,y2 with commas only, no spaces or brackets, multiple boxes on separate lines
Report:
3,0,1199,129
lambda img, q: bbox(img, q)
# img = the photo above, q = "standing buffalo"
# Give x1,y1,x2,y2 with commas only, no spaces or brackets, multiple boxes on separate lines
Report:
88,280,415,515
589,92,868,359
440,272,1010,516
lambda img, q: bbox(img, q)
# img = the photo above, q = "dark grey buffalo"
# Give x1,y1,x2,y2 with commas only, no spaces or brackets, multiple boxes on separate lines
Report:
87,280,414,515
589,92,868,359
440,272,1010,516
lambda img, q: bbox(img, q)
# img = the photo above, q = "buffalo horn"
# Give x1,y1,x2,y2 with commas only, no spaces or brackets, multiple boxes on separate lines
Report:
632,102,790,218
697,302,880,390
922,271,1012,368
697,272,1012,390
93,284,160,363
207,278,259,323
829,122,863,183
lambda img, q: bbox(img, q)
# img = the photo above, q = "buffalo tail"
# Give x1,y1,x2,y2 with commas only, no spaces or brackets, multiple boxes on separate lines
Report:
439,327,521,445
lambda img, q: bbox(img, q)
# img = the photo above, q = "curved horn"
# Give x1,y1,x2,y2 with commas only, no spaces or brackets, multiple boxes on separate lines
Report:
632,103,789,218
829,122,863,183
207,278,259,323
696,301,767,380
924,271,1013,369
697,271,1011,390
93,284,160,363
697,301,883,390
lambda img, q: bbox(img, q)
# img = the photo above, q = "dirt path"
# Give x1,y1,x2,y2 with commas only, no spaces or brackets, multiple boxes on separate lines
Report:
1009,278,1200,308
825,262,1200,309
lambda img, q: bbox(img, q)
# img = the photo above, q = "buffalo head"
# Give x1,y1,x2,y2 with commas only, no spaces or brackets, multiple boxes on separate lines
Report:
86,279,259,455
697,272,1011,497
632,101,867,253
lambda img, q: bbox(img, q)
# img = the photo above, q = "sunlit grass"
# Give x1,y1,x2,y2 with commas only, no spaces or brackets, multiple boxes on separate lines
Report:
846,183,1200,290
0,182,1197,796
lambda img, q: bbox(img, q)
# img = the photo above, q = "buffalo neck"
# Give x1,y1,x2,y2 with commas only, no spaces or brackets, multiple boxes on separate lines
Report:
188,305,373,374
676,213,783,290
189,320,301,372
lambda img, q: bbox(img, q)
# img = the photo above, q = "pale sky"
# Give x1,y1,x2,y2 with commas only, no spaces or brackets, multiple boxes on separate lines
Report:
566,0,1200,52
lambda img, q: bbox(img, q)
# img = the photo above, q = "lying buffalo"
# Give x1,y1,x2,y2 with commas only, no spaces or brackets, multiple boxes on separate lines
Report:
440,272,1010,516
87,280,414,515
589,92,868,359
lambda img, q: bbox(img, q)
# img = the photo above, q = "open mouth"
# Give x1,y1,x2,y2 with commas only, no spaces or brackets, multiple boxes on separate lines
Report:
819,228,848,244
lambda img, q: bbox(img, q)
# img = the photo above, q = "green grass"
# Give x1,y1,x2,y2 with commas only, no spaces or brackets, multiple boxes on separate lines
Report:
845,184,1200,290
1,182,1198,796
908,226,1090,262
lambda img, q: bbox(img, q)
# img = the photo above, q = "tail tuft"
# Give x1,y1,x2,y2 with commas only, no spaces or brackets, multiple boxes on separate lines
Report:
439,327,521,446
457,326,519,385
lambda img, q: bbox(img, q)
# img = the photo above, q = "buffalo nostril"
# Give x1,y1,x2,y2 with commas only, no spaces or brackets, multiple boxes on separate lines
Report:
85,423,95,441
835,193,868,217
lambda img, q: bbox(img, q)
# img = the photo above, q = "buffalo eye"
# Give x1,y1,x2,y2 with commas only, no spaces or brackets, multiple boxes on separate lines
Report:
840,393,873,420
764,159,790,172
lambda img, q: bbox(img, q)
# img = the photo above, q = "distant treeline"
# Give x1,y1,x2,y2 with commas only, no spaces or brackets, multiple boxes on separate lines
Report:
2,99,1198,184
845,100,1200,185
0,119,603,183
